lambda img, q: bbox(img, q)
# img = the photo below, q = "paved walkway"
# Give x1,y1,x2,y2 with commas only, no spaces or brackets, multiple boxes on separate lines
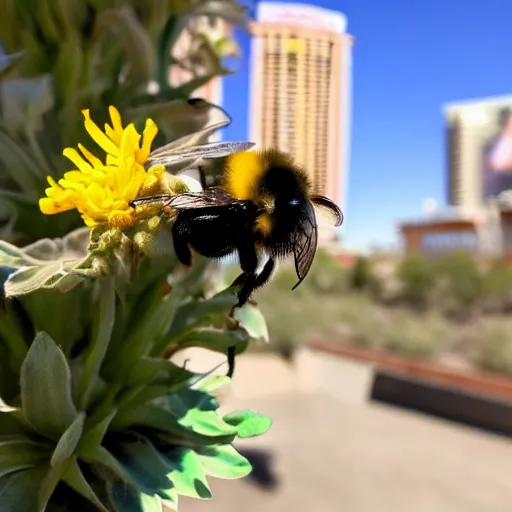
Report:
182,392,512,512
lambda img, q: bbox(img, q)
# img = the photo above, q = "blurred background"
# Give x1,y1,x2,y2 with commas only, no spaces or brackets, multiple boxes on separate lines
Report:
3,0,512,510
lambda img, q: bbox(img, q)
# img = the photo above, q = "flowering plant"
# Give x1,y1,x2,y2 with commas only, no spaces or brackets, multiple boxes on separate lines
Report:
0,106,271,512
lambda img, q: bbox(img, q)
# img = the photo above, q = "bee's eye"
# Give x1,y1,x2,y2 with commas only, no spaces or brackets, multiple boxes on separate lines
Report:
288,198,300,206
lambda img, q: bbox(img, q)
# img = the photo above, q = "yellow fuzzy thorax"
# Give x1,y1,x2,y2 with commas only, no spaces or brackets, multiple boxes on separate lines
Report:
224,150,266,201
224,150,274,235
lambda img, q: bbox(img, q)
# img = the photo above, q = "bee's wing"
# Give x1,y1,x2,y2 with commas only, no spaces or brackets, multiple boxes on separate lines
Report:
165,189,238,210
130,189,237,210
311,195,344,227
291,201,318,291
148,141,255,168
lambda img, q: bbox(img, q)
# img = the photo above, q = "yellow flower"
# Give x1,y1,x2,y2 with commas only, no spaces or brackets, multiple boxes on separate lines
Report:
39,106,165,229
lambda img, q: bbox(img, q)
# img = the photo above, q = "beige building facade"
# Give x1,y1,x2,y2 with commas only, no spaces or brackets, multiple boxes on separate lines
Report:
248,2,354,243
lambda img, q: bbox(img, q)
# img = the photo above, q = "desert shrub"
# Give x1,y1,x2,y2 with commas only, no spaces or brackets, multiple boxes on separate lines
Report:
396,253,435,309
254,265,342,359
382,310,448,359
348,255,371,291
306,248,348,294
434,250,483,318
481,261,512,313
337,293,385,349
473,319,512,374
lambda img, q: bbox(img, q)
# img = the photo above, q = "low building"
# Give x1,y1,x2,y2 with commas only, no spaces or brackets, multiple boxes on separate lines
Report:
398,199,512,262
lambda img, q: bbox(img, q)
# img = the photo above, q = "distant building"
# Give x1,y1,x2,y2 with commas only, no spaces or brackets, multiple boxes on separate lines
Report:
398,199,512,263
445,95,512,208
399,94,512,262
248,2,354,243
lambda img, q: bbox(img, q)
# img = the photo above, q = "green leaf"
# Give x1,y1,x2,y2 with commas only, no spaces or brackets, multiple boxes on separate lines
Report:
121,358,194,388
0,411,25,436
22,227,90,261
4,256,91,297
108,435,173,496
160,448,212,500
19,286,90,356
20,332,78,440
174,328,250,355
84,446,138,488
0,130,41,196
0,307,28,373
178,408,236,438
166,292,237,341
78,410,116,457
197,444,252,479
105,280,181,376
38,459,70,511
141,493,163,512
167,388,237,437
78,279,115,409
0,74,54,135
223,410,272,439
156,15,185,89
62,457,109,512
95,9,154,88
51,412,85,467
0,439,50,478
168,388,219,418
0,466,49,512
234,304,269,342
111,406,235,446
106,474,162,512
194,375,231,394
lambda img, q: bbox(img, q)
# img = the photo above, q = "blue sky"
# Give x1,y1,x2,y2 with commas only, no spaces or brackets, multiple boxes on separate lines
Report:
220,0,512,251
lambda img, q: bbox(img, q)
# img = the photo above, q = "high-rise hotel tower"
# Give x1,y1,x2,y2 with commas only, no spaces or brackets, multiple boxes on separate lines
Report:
248,2,354,242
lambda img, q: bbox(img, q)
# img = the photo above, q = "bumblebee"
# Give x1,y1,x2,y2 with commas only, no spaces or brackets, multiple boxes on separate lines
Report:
131,148,343,312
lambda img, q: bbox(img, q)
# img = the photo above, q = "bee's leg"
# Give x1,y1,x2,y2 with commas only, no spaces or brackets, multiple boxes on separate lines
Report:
171,214,193,266
226,346,236,378
230,244,259,313
254,256,275,289
246,257,276,306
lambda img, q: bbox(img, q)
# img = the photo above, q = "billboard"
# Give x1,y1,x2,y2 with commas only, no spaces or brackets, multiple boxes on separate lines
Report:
256,2,347,34
481,104,512,200
446,96,512,204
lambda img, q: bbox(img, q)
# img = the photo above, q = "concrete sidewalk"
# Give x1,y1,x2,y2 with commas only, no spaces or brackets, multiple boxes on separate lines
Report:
182,392,512,512
173,349,512,511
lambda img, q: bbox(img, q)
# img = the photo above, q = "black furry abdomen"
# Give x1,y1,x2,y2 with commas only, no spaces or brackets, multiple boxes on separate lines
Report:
172,201,259,262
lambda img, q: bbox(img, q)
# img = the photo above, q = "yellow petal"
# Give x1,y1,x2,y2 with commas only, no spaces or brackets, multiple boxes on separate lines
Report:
104,124,118,144
47,176,60,188
58,179,87,194
82,109,119,156
78,144,104,168
63,148,94,174
106,154,119,166
82,214,100,227
39,198,59,214
119,124,141,162
109,106,124,137
137,118,158,163
63,170,95,184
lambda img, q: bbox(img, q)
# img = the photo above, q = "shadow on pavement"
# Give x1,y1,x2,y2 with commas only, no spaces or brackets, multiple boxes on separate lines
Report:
237,448,280,492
